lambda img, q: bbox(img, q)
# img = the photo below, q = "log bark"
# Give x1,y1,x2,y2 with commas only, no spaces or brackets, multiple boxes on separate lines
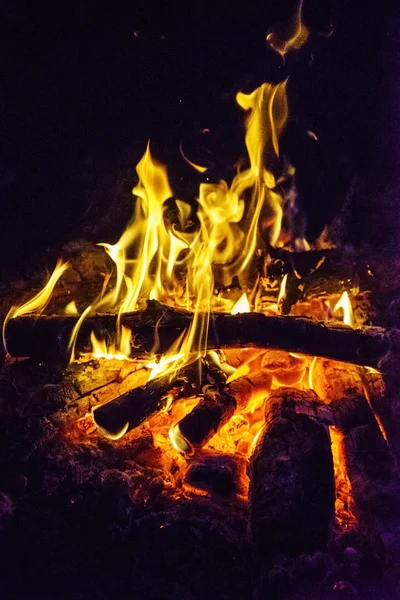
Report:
4,300,397,369
249,387,335,556
92,361,203,438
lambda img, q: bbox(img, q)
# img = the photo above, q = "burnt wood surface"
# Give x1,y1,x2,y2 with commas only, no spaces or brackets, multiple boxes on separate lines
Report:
313,359,400,517
173,385,237,455
92,361,203,437
249,387,335,556
4,300,397,368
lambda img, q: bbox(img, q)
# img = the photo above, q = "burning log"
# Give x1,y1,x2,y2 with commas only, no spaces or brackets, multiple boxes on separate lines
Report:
170,385,236,455
313,359,400,517
92,361,203,438
249,388,335,556
5,300,398,369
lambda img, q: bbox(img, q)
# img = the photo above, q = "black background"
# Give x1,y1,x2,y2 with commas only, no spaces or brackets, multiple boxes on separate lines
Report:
0,0,398,275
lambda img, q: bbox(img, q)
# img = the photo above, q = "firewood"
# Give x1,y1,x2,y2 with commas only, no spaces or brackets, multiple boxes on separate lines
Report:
260,350,307,385
262,248,376,315
92,360,203,438
5,300,397,369
171,385,236,455
313,359,400,517
249,387,335,556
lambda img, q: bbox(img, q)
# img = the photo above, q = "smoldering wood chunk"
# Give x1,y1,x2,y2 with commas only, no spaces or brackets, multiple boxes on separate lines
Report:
222,348,265,369
314,359,400,517
313,360,376,431
264,387,334,425
93,361,203,438
249,388,335,556
260,350,306,386
343,422,400,517
186,451,247,496
174,385,236,455
226,371,272,411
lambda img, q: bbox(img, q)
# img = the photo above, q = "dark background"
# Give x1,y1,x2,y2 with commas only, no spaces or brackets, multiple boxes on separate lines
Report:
0,0,398,276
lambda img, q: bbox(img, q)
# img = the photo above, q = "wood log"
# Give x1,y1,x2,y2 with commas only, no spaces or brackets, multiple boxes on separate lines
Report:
249,387,335,556
262,248,377,315
171,385,236,456
92,361,203,438
313,359,400,518
4,300,397,369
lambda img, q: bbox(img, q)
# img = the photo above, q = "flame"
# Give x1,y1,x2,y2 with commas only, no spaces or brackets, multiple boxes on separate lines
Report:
179,142,208,173
266,0,309,59
277,273,288,308
334,291,354,327
169,423,194,456
53,80,291,364
3,259,69,354
65,300,78,315
90,325,132,361
231,293,250,315
329,426,357,528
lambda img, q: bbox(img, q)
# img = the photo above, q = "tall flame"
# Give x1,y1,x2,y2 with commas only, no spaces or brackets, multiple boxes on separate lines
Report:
4,81,294,369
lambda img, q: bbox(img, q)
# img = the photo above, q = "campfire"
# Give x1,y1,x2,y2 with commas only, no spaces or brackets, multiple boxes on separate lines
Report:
1,32,400,600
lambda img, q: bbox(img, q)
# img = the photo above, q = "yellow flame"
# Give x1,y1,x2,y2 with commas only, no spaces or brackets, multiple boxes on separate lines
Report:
169,423,194,455
90,325,132,361
146,352,185,381
7,81,294,366
179,142,208,173
231,293,250,315
277,273,288,306
65,300,78,315
333,291,354,327
68,305,93,363
266,0,309,59
308,356,317,389
226,363,251,384
3,259,69,354
233,81,289,268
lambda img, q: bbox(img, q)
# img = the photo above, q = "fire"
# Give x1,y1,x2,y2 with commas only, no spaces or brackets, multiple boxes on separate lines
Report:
231,293,250,315
2,259,69,354
3,58,372,535
266,0,309,59
334,291,354,327
329,426,357,527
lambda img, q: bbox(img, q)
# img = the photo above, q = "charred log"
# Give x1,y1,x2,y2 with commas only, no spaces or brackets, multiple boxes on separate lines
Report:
249,387,335,556
5,300,397,369
313,359,400,517
92,361,203,438
171,385,236,455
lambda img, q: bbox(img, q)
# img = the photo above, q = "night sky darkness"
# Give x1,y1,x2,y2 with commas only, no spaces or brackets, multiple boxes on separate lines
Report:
0,0,397,276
